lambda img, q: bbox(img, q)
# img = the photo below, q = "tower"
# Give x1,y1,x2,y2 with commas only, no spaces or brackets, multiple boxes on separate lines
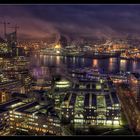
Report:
0,20,10,40
59,35,68,48
8,24,19,57
6,31,17,57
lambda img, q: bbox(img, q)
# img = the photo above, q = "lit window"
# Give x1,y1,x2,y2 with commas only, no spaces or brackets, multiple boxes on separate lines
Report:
43,125,47,128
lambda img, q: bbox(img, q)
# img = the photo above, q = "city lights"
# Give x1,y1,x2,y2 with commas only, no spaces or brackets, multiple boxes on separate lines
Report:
0,4,140,136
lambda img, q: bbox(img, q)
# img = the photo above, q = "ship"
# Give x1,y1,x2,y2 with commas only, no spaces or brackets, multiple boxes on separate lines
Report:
83,52,120,59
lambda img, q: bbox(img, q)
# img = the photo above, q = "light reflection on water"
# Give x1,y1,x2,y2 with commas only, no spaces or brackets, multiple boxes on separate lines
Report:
120,59,127,72
132,61,137,72
30,54,140,78
108,58,116,72
56,56,61,65
93,59,98,67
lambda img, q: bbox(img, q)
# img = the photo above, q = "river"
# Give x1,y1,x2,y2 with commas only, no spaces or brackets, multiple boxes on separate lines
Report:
29,54,140,78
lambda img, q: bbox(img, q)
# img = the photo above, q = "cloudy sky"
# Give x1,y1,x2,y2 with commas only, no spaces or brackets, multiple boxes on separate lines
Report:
0,4,140,40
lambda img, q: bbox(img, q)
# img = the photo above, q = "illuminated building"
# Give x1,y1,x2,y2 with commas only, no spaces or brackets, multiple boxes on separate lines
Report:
52,78,71,113
62,45,84,57
0,73,22,103
10,102,62,135
82,46,92,52
55,79,71,90
6,32,17,57
60,82,121,129
16,47,25,56
0,90,10,103
69,68,100,79
31,78,52,91
3,66,33,94
54,68,121,129
0,110,10,135
54,43,61,49
0,110,10,136
13,56,29,68
0,98,25,136
40,43,62,55
0,37,11,57
0,98,62,135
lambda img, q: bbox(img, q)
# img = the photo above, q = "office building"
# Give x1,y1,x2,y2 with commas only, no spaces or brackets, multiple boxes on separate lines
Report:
0,98,62,135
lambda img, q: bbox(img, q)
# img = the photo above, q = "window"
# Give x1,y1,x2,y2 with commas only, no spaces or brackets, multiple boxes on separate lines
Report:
55,124,60,127
43,125,47,128
10,118,14,121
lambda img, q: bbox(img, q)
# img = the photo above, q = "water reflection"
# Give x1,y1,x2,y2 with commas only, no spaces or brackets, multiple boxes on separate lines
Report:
64,56,67,63
120,59,127,71
43,55,46,64
93,59,98,67
73,57,76,64
56,56,61,65
132,61,137,72
82,58,85,64
32,66,51,79
109,58,116,72
30,54,140,75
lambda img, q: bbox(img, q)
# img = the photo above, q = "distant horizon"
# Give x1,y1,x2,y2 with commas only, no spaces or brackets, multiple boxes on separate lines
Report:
0,5,140,41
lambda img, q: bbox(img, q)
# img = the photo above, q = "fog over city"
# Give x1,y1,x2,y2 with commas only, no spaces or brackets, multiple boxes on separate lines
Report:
0,5,140,40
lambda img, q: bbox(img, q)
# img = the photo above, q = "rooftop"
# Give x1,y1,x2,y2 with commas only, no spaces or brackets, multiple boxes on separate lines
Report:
0,98,23,110
15,101,41,114
15,101,57,117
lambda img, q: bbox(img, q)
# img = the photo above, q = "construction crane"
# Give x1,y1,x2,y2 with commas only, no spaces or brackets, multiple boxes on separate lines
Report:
0,20,10,39
8,24,19,42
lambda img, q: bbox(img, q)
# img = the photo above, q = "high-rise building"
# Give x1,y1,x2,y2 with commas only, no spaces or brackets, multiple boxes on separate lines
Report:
6,32,17,57
0,36,11,57
59,35,68,48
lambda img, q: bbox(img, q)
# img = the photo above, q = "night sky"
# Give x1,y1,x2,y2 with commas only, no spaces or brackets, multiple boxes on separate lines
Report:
0,4,140,40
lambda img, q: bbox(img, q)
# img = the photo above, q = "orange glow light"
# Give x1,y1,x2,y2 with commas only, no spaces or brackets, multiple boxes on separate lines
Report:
93,59,98,67
55,44,61,49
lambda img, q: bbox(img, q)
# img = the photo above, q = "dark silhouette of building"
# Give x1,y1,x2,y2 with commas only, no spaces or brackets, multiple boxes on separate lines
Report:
59,35,68,48
0,37,6,43
6,31,17,57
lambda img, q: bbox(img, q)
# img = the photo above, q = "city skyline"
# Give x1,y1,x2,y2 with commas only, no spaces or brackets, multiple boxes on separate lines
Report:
0,5,140,135
0,5,140,40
